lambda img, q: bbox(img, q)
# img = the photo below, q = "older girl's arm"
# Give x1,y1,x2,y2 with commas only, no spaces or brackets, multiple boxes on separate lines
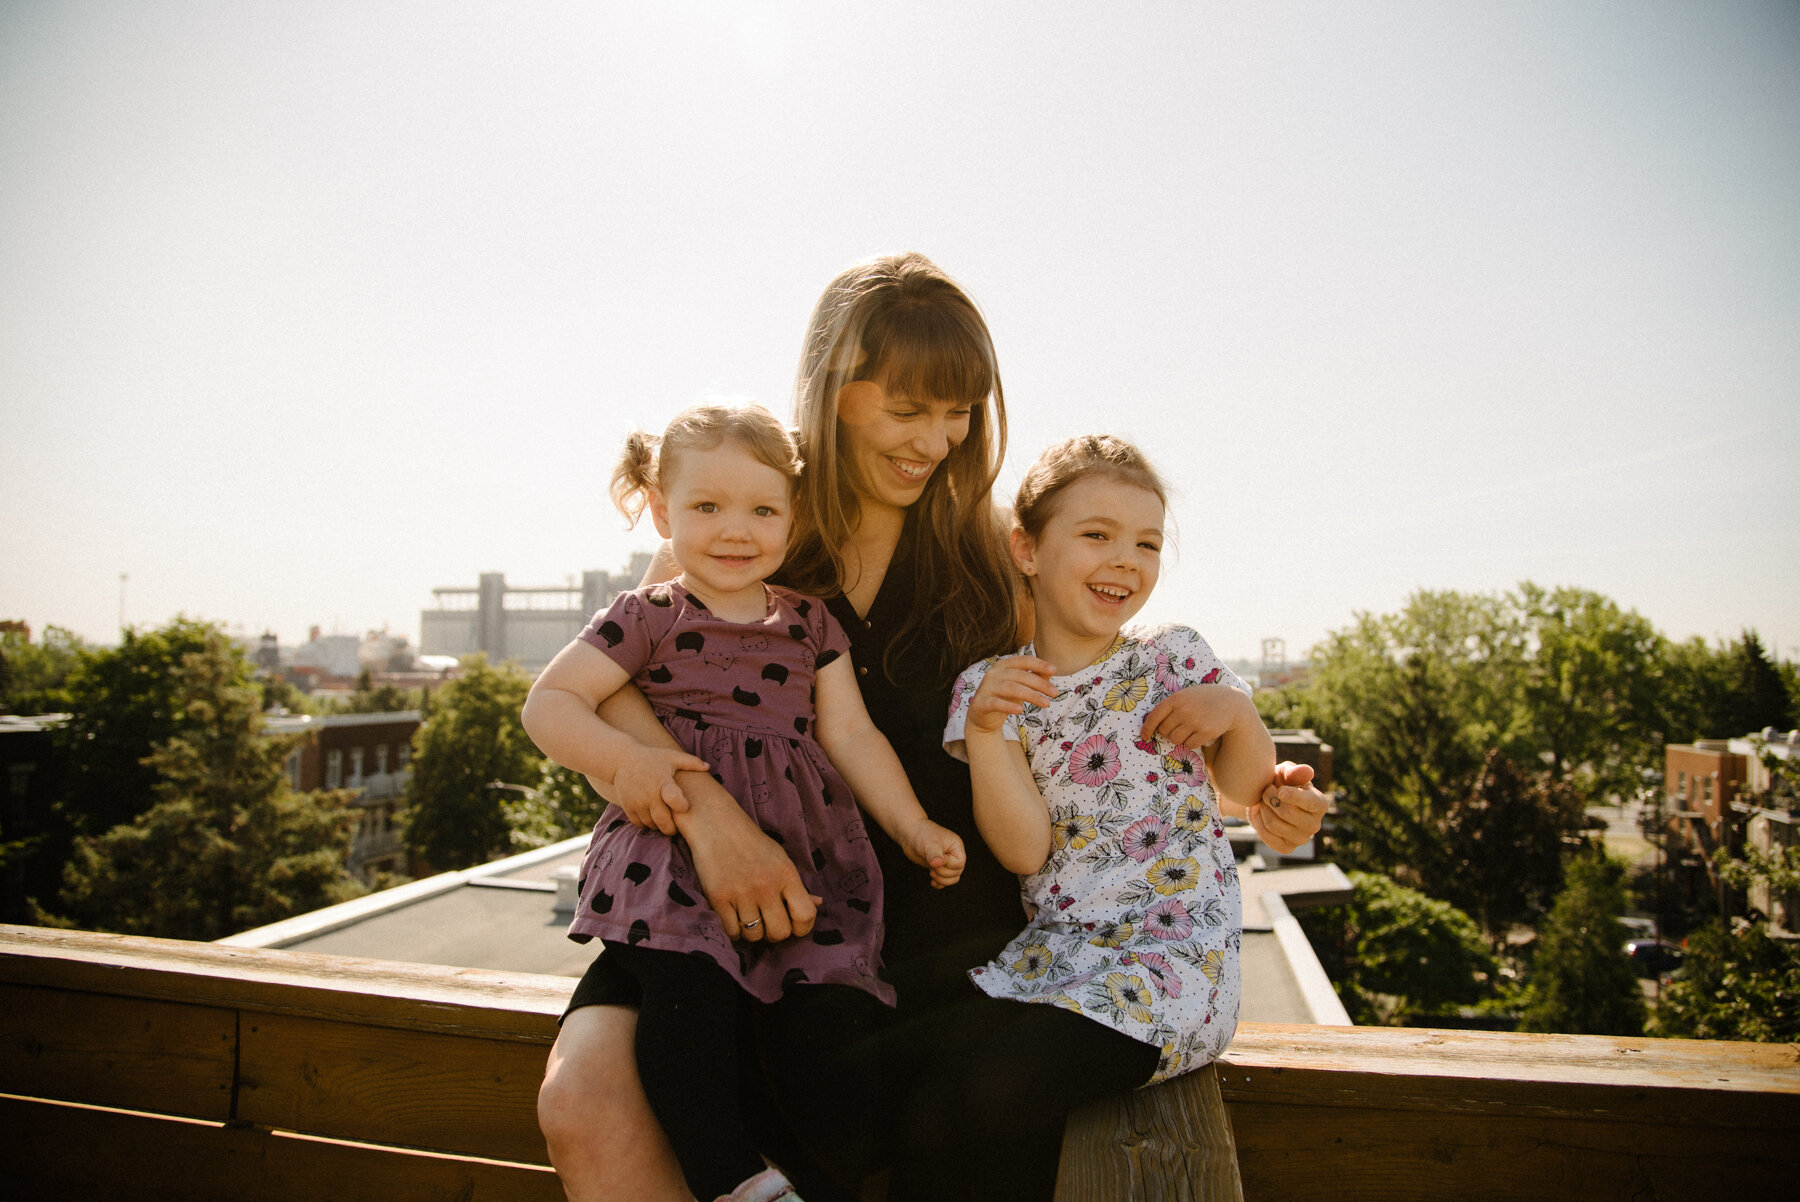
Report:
962,656,1059,874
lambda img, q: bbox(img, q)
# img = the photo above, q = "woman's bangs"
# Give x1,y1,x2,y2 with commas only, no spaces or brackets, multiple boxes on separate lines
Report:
869,309,995,404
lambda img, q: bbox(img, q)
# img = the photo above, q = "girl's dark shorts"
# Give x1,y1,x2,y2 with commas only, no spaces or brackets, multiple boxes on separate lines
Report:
562,946,641,1020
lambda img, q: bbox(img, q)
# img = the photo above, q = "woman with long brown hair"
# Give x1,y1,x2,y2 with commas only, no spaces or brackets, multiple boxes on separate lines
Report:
536,252,1327,1202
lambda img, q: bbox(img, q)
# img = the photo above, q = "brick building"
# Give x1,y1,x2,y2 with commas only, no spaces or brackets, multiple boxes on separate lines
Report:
266,711,421,883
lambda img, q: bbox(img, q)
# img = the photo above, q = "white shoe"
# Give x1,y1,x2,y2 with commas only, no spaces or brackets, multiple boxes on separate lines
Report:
715,1166,802,1202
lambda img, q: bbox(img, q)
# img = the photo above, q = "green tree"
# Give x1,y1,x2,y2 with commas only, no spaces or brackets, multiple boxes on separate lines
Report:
55,617,224,836
1515,584,1667,806
55,626,365,939
0,625,89,715
500,760,609,851
1437,750,1584,944
1518,851,1646,1036
402,655,539,871
335,670,419,714
1723,631,1791,736
1296,871,1498,1025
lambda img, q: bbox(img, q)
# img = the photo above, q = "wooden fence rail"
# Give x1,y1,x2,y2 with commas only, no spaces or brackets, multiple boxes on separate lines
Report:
5,925,1799,1201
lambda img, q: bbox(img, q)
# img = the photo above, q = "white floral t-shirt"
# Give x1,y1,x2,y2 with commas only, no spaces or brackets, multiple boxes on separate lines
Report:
944,625,1246,1084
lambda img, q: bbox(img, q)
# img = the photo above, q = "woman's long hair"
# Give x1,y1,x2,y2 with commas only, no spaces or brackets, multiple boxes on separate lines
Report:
785,252,1019,678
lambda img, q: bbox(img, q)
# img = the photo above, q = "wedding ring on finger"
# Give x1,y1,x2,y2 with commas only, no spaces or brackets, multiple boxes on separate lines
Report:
742,917,763,930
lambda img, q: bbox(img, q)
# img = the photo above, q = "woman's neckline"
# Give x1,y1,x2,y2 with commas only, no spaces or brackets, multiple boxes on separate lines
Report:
840,504,911,620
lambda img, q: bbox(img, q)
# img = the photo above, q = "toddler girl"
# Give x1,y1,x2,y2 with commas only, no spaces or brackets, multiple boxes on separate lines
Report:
523,402,965,1202
922,434,1278,1197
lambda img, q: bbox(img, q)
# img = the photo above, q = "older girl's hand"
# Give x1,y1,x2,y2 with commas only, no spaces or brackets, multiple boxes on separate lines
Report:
1246,761,1330,854
1139,683,1255,752
967,656,1058,736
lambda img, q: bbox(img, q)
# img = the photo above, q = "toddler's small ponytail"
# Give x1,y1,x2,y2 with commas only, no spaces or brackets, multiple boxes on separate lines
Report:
611,429,662,526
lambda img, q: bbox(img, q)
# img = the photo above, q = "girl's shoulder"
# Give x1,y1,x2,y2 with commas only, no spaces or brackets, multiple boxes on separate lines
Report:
1124,623,1249,694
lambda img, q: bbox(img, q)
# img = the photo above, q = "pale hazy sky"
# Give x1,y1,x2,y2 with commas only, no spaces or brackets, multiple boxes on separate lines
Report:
4,2,1797,664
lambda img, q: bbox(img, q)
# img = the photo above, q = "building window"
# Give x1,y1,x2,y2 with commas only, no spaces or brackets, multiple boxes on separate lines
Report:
376,744,389,776
1676,771,1687,801
1703,777,1714,805
350,747,365,788
284,749,302,791
326,750,343,789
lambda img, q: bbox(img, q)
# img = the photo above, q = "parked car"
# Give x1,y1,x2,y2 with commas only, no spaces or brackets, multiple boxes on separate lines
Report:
1625,938,1684,979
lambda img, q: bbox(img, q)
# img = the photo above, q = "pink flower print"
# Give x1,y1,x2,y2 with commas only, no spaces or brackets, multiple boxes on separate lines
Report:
1068,734,1122,786
1134,739,1156,754
1121,815,1171,862
1161,746,1204,785
1133,950,1184,998
1201,666,1222,684
1154,651,1182,695
1145,771,1160,783
1144,898,1194,941
950,677,969,714
1184,657,1195,670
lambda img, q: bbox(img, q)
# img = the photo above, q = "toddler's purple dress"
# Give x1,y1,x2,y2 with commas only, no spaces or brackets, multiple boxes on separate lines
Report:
567,580,893,1005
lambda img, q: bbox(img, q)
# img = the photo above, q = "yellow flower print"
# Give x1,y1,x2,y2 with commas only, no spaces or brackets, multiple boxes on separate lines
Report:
1198,947,1228,984
1172,794,1210,833
1146,855,1201,895
1103,673,1149,713
1048,993,1082,1012
1088,919,1134,947
1012,940,1054,980
1104,972,1155,1024
1053,814,1098,851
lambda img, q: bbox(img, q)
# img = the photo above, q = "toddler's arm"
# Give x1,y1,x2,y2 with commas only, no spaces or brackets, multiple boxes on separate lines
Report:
813,655,965,888
521,639,709,828
963,656,1061,874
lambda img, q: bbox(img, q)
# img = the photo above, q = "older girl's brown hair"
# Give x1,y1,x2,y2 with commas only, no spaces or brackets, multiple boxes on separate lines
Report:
1014,434,1170,541
784,252,1018,677
610,403,804,526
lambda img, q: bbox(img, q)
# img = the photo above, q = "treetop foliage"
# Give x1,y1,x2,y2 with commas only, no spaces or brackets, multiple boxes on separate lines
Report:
51,620,365,939
0,624,89,716
1517,851,1646,1037
401,655,539,872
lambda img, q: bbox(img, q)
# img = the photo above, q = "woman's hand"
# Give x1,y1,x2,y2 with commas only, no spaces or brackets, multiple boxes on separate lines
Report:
611,747,709,834
967,656,1058,735
1245,761,1331,855
900,818,966,889
680,782,824,943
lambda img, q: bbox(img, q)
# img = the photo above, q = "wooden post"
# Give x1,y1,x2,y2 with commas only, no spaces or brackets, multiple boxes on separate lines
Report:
1054,1062,1245,1202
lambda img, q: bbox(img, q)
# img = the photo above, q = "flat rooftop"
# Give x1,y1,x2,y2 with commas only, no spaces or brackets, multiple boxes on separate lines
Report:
224,837,1353,1025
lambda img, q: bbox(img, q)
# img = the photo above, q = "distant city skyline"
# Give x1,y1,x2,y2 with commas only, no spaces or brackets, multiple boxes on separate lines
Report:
4,3,1797,664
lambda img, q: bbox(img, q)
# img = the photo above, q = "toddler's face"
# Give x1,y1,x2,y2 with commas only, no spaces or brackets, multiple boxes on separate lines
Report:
650,442,792,607
1014,476,1164,649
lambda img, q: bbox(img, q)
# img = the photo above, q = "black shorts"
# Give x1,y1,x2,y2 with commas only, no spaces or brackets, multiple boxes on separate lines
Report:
562,945,642,1021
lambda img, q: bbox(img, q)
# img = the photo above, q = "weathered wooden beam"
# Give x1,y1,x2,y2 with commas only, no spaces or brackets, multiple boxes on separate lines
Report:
2,1094,564,1202
236,1010,548,1164
0,981,236,1121
0,923,571,1042
1056,1063,1244,1202
1219,1023,1800,1202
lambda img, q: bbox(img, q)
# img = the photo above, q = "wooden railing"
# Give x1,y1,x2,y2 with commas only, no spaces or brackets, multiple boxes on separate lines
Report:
4,924,1798,1201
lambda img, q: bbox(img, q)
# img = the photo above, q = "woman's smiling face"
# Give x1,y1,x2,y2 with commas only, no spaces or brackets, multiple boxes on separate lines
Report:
835,377,974,513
